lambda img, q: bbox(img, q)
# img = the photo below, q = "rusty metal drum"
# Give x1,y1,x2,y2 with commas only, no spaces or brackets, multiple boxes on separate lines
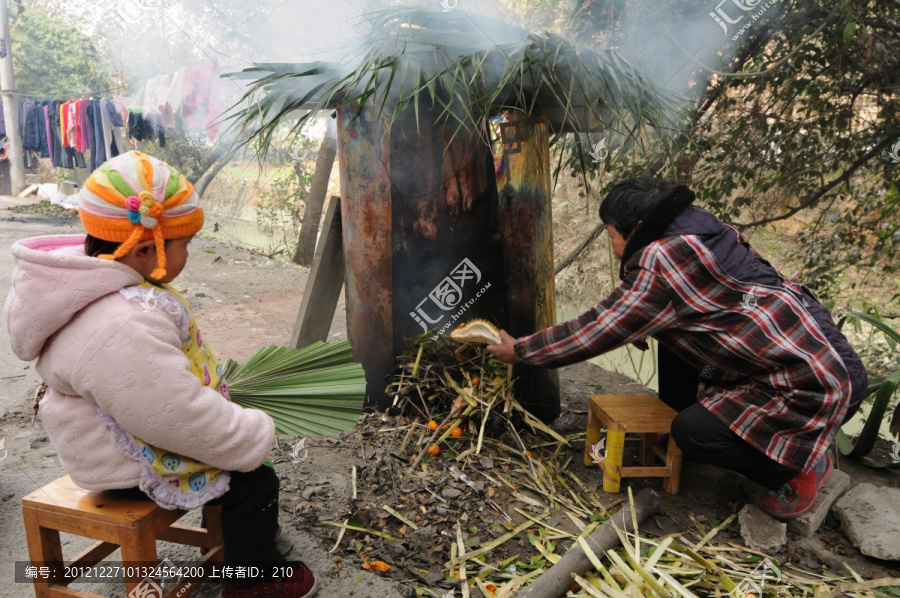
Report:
336,102,560,421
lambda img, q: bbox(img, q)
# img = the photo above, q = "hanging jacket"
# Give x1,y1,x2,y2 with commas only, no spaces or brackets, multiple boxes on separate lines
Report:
35,101,51,158
91,99,107,168
74,100,85,153
67,101,78,148
163,67,186,129
100,99,123,159
106,99,124,128
77,99,90,154
182,61,222,140
60,101,70,147
49,101,68,168
127,109,145,141
21,100,38,151
43,105,54,168
62,101,70,147
85,100,95,169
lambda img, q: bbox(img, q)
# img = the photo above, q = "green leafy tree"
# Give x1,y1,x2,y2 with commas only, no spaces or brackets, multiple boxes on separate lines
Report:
567,0,900,298
11,8,111,97
255,160,314,258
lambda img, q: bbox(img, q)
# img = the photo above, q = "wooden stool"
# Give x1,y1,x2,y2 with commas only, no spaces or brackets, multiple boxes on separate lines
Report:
22,475,224,598
584,394,683,494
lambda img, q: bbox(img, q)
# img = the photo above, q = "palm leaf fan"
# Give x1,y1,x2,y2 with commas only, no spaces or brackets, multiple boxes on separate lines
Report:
220,340,367,437
225,5,685,164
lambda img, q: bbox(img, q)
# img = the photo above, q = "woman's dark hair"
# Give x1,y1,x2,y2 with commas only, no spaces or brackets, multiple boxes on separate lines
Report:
84,235,122,258
599,178,677,237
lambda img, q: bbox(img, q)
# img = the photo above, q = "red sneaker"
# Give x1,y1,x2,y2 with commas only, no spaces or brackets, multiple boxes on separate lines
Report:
222,562,318,598
762,455,833,519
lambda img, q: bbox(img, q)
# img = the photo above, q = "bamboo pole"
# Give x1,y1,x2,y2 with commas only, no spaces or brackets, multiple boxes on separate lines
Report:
515,488,660,598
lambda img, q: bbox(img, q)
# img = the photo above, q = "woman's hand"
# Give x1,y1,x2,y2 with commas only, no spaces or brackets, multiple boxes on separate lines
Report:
487,330,521,364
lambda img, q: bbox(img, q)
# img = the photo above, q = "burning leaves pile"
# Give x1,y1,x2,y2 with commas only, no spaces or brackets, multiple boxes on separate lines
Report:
307,334,900,598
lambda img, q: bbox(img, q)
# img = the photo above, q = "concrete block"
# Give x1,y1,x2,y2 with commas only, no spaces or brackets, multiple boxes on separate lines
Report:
834,483,900,560
787,469,850,538
60,181,79,196
739,504,787,552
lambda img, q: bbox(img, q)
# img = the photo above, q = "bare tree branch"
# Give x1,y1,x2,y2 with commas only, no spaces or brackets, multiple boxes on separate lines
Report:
734,135,900,230
555,223,606,274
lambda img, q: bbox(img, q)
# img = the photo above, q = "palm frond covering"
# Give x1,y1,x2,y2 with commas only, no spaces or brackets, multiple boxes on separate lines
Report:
221,340,367,437
228,6,685,157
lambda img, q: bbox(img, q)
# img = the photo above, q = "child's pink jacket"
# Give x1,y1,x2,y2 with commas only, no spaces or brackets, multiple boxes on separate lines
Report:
4,235,274,491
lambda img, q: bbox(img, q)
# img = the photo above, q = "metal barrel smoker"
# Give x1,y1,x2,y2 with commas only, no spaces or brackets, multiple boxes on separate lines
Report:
335,101,561,422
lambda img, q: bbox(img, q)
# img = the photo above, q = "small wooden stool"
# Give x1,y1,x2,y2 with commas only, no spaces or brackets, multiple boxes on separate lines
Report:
22,475,224,598
584,394,683,494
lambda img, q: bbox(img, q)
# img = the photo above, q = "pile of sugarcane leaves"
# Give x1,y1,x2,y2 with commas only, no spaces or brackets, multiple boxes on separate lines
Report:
318,335,900,598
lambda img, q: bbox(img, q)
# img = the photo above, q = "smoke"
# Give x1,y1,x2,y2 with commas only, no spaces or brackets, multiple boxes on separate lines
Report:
98,0,367,86
611,0,783,101
38,0,781,137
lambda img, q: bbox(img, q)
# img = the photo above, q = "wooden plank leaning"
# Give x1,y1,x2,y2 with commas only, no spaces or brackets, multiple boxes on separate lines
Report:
290,195,345,349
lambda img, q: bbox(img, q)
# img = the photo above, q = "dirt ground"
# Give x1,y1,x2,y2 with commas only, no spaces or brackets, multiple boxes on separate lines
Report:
1,202,899,598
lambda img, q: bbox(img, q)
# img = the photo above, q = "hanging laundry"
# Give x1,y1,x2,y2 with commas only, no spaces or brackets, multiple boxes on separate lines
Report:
8,64,220,171
36,101,51,159
182,60,222,140
163,67,186,129
42,105,53,169
50,101,68,168
142,74,169,128
126,108,164,147
20,101,50,159
113,96,129,124
85,99,96,169
67,101,78,149
77,99,90,154
147,75,170,112
15,93,127,170
94,98,122,165
59,101,68,148
127,108,147,142
21,100,37,151
91,100,104,168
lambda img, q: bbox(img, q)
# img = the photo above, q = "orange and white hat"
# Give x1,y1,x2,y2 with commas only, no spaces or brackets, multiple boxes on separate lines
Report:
77,151,204,279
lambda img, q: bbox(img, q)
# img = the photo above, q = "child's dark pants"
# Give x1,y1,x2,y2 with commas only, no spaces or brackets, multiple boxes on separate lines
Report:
111,464,280,567
207,465,280,564
657,346,860,490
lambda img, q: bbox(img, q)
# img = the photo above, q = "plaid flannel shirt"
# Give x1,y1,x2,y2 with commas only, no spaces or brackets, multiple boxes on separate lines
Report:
515,234,852,473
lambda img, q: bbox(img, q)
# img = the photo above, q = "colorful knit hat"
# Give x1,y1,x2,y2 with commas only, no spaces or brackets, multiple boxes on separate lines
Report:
78,151,204,279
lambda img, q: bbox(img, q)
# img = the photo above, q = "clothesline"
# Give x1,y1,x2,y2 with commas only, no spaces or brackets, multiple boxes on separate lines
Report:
1,84,133,101
13,97,129,172
3,60,224,172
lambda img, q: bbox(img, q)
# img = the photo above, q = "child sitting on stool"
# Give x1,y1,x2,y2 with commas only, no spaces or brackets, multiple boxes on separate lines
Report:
6,151,317,598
